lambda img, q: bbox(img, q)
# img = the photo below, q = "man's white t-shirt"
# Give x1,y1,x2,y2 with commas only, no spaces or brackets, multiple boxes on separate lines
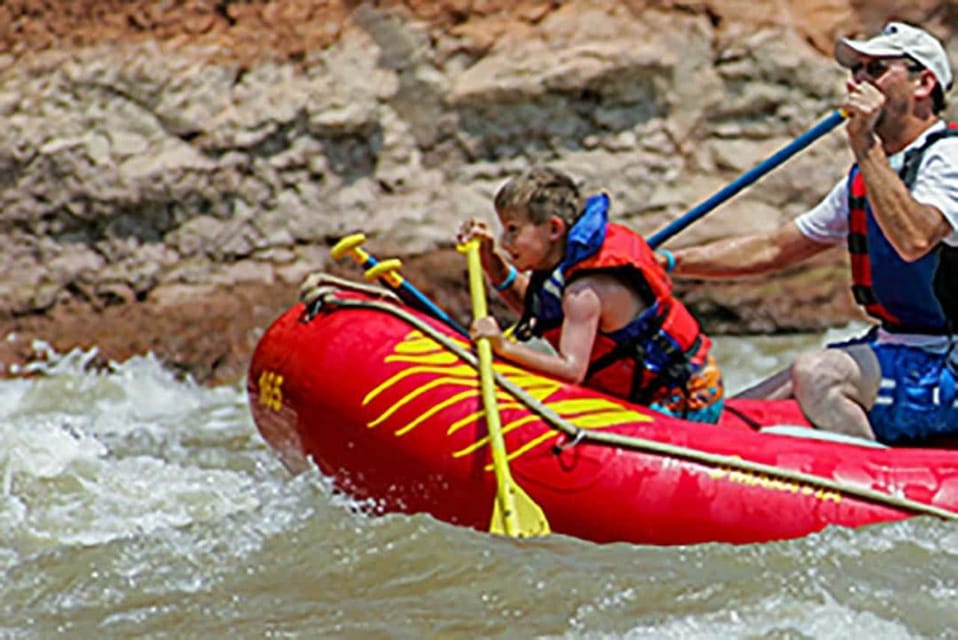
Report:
793,120,958,350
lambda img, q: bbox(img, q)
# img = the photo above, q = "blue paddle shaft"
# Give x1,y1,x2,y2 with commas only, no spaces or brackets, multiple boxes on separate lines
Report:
647,110,846,249
360,254,471,337
400,282,470,338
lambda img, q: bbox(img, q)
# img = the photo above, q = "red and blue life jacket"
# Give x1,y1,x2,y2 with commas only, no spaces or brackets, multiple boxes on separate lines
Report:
847,122,958,334
515,194,711,403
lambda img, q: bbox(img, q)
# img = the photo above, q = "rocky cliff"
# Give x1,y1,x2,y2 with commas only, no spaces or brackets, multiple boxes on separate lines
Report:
1,1,954,383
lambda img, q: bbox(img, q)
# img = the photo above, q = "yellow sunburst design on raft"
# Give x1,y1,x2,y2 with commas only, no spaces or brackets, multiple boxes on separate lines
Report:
361,330,651,467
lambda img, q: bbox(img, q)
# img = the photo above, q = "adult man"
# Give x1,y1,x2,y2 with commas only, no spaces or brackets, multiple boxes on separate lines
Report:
666,22,958,444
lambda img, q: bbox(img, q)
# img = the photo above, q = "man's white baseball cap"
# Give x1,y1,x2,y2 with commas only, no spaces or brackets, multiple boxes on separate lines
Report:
834,21,953,91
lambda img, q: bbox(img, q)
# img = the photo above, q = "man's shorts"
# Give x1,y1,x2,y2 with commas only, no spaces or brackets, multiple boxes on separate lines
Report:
831,336,958,444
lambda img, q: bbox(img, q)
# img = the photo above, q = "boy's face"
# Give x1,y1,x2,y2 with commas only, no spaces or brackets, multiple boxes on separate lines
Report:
497,207,565,272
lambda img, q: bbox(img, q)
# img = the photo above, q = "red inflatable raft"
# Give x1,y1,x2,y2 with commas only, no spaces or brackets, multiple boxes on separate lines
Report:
247,285,958,545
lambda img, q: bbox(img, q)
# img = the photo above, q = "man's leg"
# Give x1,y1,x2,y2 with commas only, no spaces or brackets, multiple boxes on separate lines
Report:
733,367,793,399
791,344,881,439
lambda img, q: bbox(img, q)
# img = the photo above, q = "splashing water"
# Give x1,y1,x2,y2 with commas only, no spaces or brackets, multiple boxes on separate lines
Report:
1,332,956,639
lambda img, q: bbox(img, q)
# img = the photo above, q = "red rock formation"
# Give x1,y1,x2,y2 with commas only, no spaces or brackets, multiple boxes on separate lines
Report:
1,1,946,65
0,0,937,383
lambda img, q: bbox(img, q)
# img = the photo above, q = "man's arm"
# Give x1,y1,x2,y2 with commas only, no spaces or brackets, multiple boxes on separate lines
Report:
843,78,954,261
855,144,953,261
670,222,831,279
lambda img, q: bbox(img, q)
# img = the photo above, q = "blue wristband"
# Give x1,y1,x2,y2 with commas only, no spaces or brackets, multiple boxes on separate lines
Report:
493,265,518,291
658,249,676,273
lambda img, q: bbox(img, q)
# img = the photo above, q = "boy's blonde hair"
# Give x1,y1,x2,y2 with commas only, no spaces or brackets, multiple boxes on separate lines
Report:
493,166,584,227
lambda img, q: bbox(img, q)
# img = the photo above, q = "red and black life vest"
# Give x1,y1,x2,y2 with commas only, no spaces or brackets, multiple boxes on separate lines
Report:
516,218,711,403
847,122,958,334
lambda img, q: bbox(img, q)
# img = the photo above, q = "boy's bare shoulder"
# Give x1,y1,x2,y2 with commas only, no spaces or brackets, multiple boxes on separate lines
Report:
564,272,647,322
565,272,637,302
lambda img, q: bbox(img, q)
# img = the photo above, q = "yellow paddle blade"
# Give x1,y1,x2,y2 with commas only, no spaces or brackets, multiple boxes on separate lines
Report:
459,239,550,538
490,481,551,537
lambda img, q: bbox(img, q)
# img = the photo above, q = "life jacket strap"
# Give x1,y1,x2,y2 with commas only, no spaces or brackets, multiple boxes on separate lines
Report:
585,321,700,407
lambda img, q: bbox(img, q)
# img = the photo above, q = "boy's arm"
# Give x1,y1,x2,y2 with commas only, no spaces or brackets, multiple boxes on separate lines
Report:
484,252,529,315
456,217,527,314
492,278,601,384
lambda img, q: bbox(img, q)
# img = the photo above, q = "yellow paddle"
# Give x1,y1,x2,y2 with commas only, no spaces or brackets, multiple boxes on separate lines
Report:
459,239,550,538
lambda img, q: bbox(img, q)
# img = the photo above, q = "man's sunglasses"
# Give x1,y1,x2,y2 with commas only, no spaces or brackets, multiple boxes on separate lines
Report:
851,58,925,80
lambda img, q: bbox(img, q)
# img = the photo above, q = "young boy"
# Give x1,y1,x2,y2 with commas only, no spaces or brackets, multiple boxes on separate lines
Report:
457,166,724,423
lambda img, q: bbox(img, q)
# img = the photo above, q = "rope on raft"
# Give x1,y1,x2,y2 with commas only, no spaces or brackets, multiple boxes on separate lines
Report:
308,288,958,522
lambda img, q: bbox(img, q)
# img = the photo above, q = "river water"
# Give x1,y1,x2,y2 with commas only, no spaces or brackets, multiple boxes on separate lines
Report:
2,326,957,639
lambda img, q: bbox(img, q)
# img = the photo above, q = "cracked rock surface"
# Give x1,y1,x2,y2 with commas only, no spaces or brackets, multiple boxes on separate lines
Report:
2,1,949,383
